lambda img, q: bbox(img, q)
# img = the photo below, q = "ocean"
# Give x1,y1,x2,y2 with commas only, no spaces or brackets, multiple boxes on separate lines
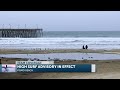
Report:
0,31,120,50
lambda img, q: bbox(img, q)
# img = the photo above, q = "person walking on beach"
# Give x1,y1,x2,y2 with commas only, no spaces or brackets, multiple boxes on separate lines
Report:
82,45,85,49
85,45,88,49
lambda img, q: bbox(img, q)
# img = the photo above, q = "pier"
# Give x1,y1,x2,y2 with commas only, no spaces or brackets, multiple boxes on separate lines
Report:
0,29,43,38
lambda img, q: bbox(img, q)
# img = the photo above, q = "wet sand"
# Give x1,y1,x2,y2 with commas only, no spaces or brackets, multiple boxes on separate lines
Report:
0,59,120,79
0,49,120,79
1,48,120,54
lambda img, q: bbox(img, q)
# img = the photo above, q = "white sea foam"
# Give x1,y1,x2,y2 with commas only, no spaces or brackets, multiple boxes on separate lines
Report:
0,37,120,50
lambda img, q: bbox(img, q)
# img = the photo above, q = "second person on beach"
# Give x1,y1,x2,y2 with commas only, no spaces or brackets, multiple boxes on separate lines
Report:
85,45,88,49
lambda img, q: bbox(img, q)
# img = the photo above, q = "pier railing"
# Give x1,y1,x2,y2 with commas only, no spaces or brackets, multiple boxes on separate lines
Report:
0,29,43,38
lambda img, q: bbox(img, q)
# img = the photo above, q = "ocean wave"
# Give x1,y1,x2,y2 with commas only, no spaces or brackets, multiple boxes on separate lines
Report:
0,37,120,49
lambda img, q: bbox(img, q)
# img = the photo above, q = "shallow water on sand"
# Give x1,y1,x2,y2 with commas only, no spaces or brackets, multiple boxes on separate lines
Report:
0,53,120,60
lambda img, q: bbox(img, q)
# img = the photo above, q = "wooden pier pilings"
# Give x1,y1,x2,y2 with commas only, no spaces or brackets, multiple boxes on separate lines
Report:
0,29,43,38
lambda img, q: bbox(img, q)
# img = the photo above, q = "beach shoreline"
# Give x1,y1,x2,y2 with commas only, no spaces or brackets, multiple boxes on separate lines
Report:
0,48,120,79
1,48,120,54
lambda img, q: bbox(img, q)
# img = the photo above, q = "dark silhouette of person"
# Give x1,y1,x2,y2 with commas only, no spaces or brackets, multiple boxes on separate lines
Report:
85,45,88,49
82,45,85,49
5,65,7,68
4,65,8,72
0,59,1,64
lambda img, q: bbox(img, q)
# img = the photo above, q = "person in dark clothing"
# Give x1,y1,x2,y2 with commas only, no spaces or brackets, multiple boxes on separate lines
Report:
82,45,85,49
0,59,1,64
85,45,88,49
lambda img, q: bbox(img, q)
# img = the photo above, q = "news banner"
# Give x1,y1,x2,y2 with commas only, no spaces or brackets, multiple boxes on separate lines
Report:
0,61,96,72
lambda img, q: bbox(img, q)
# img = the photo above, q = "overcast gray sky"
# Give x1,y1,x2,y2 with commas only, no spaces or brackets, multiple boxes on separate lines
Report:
0,11,120,31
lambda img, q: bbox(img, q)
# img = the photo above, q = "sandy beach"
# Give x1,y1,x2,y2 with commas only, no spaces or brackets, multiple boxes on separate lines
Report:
34,60,120,79
0,60,120,79
1,48,120,54
1,11,120,79
0,49,120,79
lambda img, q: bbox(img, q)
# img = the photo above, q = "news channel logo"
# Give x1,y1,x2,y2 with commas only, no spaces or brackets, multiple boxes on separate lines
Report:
2,64,16,72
